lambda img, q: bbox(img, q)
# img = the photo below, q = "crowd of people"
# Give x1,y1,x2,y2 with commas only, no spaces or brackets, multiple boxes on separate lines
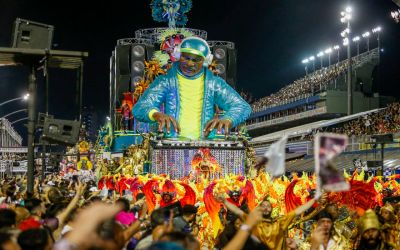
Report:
298,103,400,142
251,62,349,113
251,48,378,114
1,170,400,250
331,103,400,137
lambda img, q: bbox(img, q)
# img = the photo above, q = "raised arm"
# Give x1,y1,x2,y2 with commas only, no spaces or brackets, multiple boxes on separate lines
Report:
222,207,263,250
215,194,245,219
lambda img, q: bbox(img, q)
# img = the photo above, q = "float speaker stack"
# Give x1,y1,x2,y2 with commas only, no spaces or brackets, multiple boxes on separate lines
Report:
114,43,154,103
210,44,237,87
115,45,131,102
131,44,154,86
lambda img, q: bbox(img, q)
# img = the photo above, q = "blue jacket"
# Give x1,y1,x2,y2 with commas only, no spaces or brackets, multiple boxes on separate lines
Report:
132,63,252,139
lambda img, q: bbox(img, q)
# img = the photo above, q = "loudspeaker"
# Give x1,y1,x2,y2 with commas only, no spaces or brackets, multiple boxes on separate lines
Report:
42,118,81,146
114,43,154,102
11,18,54,49
115,45,131,102
226,49,237,87
131,43,154,85
371,134,393,144
37,113,54,128
210,45,237,87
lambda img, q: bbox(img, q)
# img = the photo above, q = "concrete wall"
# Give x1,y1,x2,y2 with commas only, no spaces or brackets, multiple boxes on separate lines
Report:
325,90,380,114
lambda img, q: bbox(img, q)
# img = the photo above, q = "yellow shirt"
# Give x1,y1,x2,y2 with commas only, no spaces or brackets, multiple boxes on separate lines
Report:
177,73,204,140
253,211,296,249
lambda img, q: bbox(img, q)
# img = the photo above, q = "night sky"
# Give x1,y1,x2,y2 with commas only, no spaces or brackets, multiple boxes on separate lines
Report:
1,0,399,144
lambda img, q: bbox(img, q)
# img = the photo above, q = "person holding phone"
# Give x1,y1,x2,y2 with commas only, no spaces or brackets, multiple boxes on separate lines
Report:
299,210,349,250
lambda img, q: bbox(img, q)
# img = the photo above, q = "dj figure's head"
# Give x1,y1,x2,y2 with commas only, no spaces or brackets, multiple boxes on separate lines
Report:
175,37,213,77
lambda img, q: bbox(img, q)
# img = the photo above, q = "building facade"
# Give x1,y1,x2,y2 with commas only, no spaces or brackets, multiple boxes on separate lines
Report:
0,118,22,147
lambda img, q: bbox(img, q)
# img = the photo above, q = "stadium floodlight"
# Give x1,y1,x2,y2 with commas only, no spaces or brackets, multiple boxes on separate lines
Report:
362,32,370,38
341,7,352,23
392,10,400,23
302,59,309,75
316,51,324,68
324,48,333,66
353,36,361,55
362,32,371,51
372,26,382,33
343,38,349,46
341,6,353,115
308,56,316,71
333,45,340,62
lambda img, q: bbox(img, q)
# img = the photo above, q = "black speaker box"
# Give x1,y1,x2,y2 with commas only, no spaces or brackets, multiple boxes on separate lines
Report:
226,49,237,87
367,160,383,168
42,118,81,146
11,18,54,49
115,45,131,76
114,43,154,103
371,134,393,144
210,46,237,87
212,45,228,80
131,44,154,85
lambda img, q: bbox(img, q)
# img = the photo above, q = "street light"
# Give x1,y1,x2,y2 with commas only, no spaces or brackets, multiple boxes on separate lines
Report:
324,48,333,66
1,109,28,119
0,93,29,107
362,31,370,51
341,6,353,115
317,51,324,68
333,45,340,62
352,36,360,55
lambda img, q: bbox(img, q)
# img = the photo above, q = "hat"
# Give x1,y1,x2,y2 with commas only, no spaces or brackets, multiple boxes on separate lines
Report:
359,209,380,235
182,204,198,215
179,37,211,59
174,37,213,66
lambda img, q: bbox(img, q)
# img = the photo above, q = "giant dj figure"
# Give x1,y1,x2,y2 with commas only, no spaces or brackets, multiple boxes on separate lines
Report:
133,37,252,140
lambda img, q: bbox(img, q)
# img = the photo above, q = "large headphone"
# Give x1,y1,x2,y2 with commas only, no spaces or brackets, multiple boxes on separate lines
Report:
172,37,214,67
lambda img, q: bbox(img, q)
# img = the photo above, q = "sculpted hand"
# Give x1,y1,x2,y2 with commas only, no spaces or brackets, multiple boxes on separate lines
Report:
204,118,232,137
152,112,181,134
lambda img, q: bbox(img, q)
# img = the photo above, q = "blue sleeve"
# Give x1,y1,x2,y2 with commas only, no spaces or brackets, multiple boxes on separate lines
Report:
132,76,167,123
213,77,252,127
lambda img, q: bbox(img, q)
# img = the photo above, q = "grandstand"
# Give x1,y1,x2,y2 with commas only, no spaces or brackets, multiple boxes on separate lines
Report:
251,103,400,174
247,48,385,137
